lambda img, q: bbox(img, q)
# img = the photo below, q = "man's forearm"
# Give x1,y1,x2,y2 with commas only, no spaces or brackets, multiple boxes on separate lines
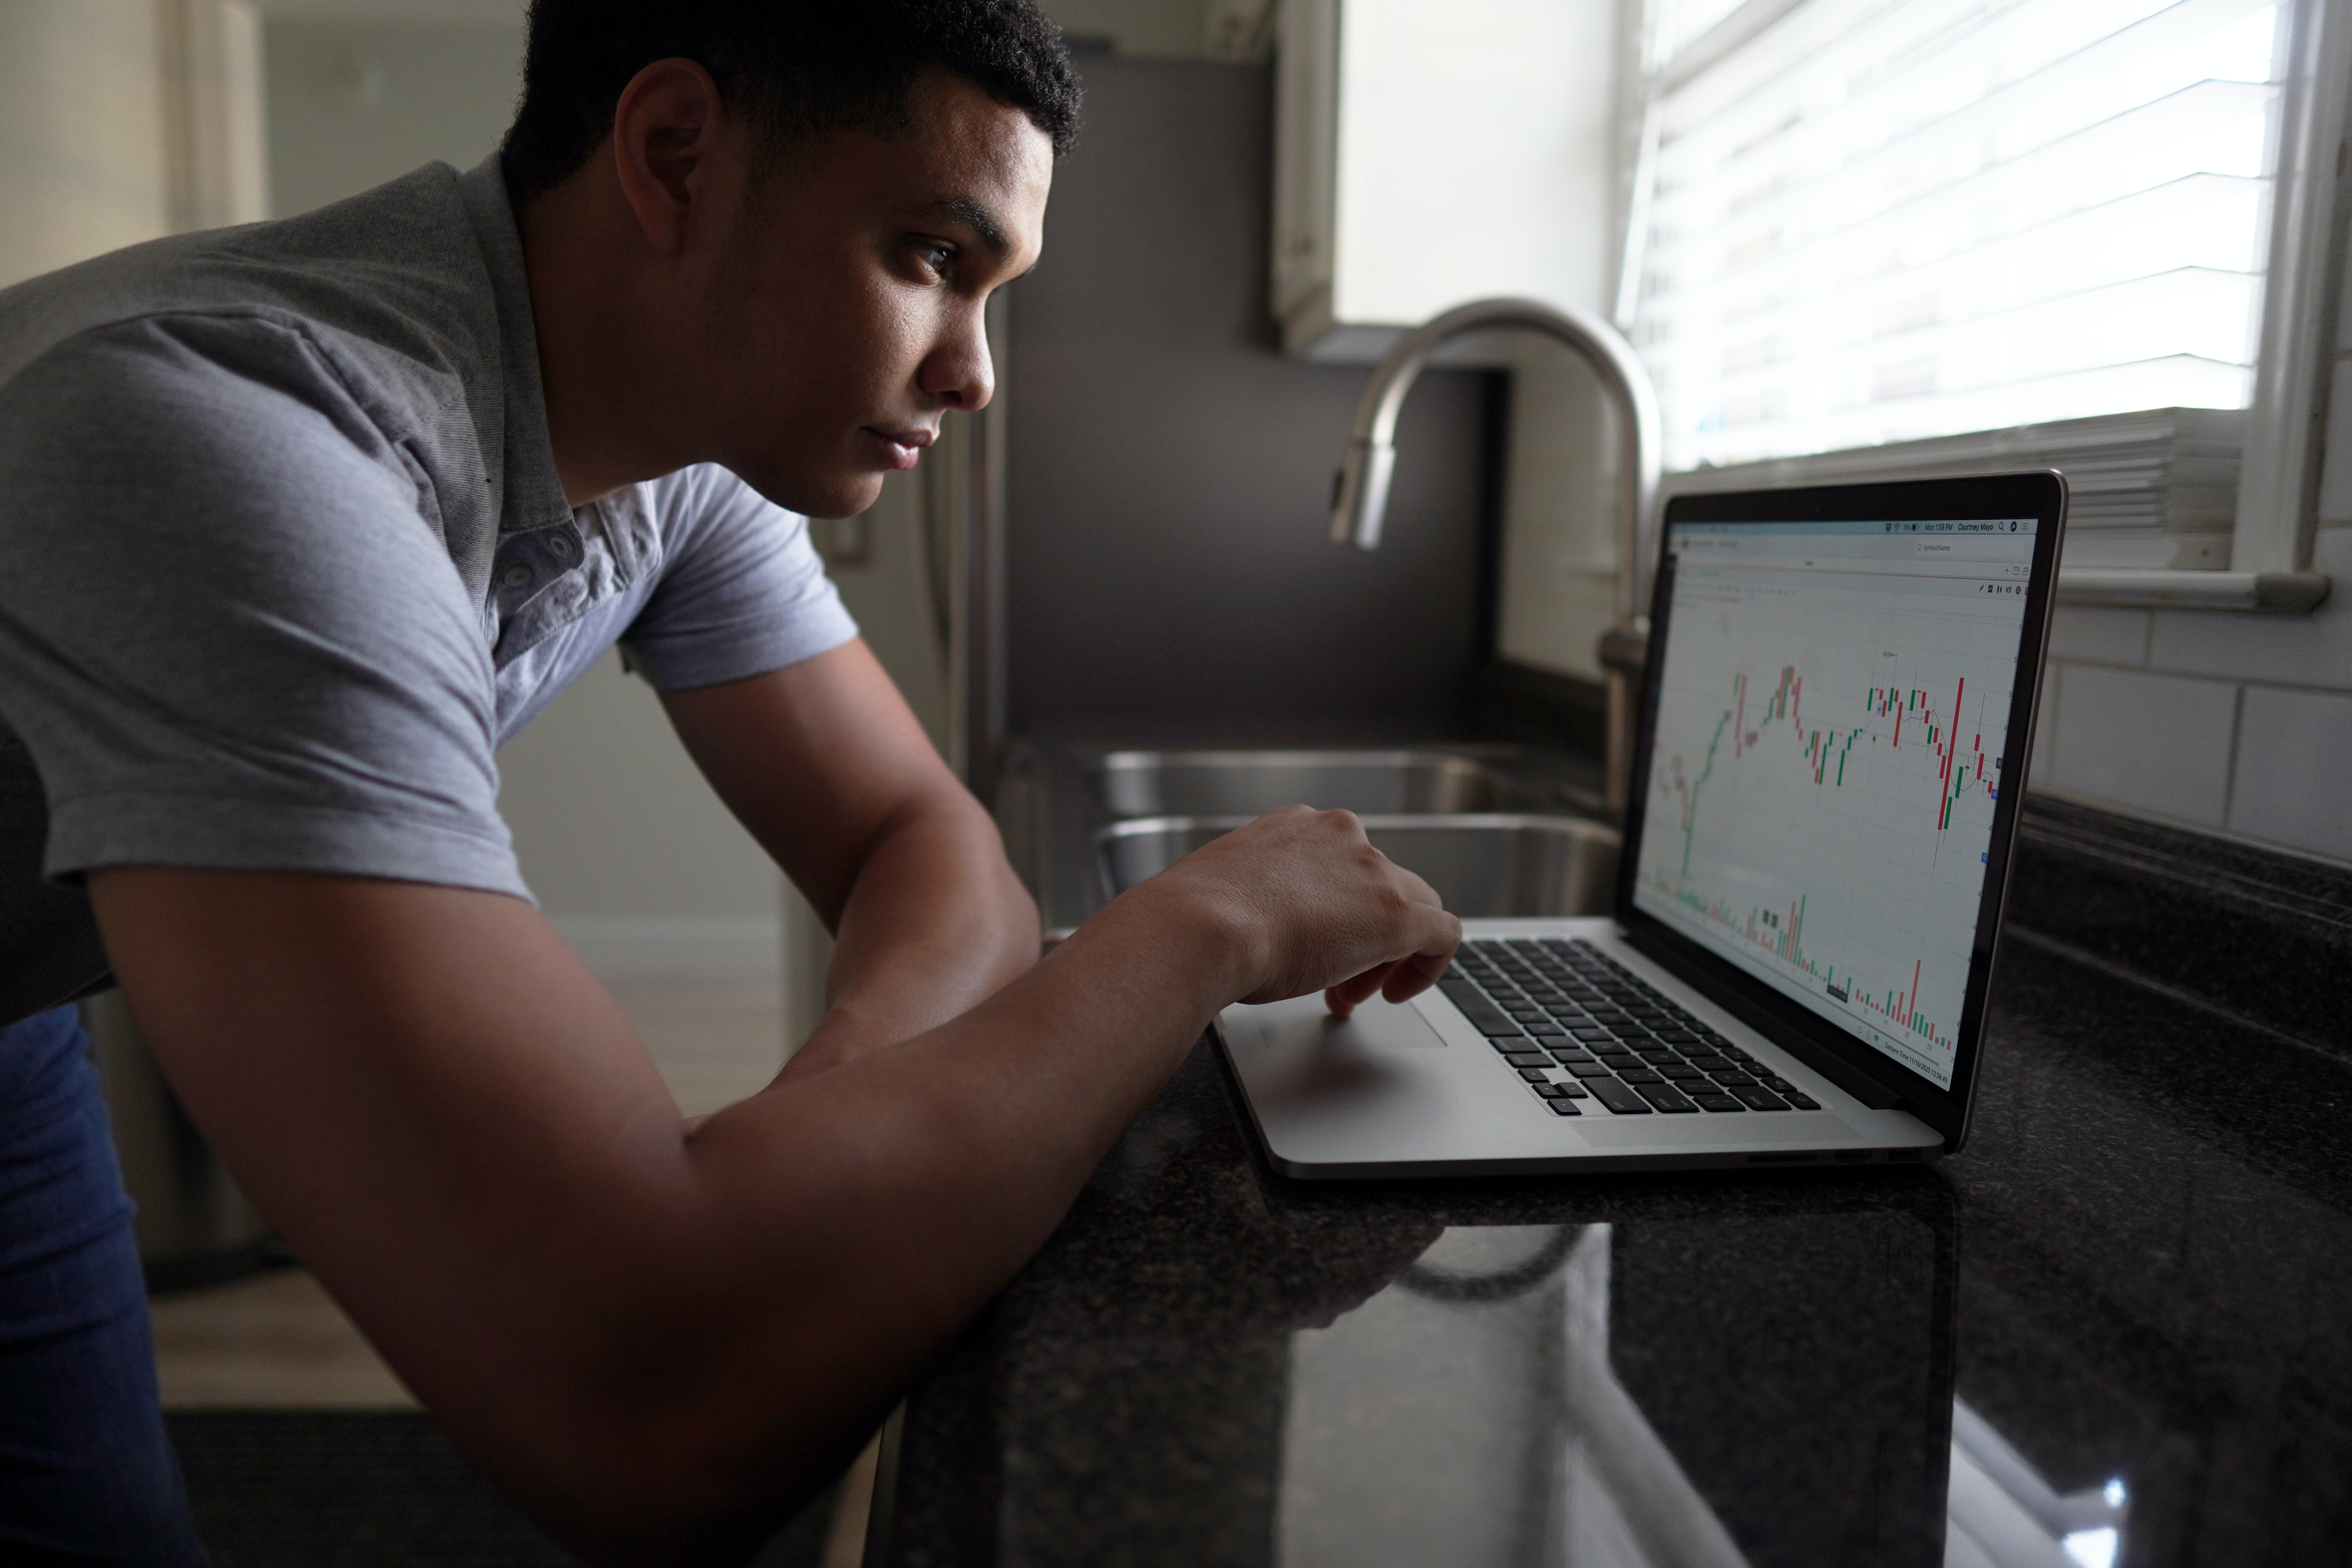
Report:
655,647,1041,1076
783,790,1040,1076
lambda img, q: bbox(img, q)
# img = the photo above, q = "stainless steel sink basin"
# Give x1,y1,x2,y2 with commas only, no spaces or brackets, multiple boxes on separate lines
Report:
1088,749,1529,818
1097,813,1621,918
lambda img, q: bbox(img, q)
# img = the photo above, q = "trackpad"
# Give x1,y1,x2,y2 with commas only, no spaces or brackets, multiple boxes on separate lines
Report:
1221,995,1445,1115
1235,995,1447,1055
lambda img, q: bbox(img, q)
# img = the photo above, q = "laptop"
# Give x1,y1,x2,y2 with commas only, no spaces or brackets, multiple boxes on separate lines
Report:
1214,471,2067,1176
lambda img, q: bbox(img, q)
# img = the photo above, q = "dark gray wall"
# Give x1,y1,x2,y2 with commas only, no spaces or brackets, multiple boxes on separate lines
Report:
1005,58,1491,737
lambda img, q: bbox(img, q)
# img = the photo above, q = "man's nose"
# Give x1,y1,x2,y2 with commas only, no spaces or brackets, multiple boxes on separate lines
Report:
921,308,995,412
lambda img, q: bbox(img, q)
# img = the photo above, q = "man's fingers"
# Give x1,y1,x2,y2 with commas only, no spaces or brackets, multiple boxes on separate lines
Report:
1327,896,1461,1015
1324,960,1398,1018
1381,944,1454,1003
1381,908,1461,1001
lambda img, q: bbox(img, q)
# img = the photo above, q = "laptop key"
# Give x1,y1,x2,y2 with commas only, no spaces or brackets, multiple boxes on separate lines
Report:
1534,1082,1571,1098
1517,1067,1554,1083
1728,1085,1790,1111
1566,1062,1617,1078
1635,1083,1700,1112
1546,1099,1583,1116
1502,1052,1550,1067
1782,1091,1821,1110
1691,1093,1746,1112
1587,1078,1651,1114
1616,1067,1663,1085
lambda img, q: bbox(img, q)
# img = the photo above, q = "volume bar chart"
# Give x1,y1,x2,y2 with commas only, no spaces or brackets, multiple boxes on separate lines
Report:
1633,526,2033,1089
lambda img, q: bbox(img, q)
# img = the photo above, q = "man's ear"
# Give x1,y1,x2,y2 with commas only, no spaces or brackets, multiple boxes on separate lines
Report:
608,57,735,255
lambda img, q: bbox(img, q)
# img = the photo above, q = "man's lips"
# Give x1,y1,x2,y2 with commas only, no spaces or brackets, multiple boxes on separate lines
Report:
864,426,936,471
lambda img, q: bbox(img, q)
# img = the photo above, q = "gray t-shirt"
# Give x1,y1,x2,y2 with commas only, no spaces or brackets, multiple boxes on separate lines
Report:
0,157,858,1026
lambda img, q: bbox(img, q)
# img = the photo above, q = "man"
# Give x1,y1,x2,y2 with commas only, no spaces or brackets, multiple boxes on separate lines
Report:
0,2,1457,1563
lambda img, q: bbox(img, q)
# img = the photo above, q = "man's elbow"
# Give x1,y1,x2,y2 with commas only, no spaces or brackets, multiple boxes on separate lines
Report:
502,1400,856,1568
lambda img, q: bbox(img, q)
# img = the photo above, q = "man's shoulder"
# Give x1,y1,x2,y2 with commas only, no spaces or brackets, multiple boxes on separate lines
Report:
0,160,545,589
0,162,497,408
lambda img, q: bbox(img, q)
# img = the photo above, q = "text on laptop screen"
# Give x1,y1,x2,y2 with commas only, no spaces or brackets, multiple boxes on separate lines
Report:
1631,518,2039,1089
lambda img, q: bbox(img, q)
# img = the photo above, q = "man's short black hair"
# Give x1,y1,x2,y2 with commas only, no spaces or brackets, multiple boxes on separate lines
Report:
503,0,1081,204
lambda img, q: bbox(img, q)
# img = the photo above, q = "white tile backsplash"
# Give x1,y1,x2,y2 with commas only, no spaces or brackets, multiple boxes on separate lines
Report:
2145,527,2352,687
2227,685,2352,862
2043,664,2239,827
2046,606,2149,666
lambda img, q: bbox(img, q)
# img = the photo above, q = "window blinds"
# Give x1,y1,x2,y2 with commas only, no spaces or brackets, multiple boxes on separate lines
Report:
1626,0,2284,474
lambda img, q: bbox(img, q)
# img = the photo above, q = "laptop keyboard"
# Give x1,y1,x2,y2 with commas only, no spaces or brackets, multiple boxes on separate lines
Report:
1438,938,1822,1117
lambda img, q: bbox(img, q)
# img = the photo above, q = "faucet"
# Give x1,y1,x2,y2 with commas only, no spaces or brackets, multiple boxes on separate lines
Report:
1330,297,1662,817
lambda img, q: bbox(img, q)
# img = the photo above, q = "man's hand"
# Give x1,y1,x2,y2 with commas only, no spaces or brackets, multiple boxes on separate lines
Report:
1122,805,1457,1016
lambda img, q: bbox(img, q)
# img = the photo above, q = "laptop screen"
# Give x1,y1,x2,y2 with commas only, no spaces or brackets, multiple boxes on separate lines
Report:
1629,516,2040,1091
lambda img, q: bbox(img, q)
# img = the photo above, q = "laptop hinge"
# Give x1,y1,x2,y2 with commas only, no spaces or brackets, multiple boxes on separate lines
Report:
1757,1024,1907,1111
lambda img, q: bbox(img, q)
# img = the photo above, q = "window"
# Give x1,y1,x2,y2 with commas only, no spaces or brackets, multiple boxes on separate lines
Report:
1622,0,2285,474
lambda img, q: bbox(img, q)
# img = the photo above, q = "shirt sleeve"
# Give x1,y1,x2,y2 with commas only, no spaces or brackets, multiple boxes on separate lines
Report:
0,313,530,898
617,464,859,691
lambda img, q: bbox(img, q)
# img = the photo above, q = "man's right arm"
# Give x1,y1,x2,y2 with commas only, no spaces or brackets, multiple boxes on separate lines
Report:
89,806,1456,1567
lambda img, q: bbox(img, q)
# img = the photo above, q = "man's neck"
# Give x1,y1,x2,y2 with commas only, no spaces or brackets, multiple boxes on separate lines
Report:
515,172,702,510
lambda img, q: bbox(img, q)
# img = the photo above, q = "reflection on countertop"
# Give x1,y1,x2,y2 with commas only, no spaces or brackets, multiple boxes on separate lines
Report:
876,802,2352,1568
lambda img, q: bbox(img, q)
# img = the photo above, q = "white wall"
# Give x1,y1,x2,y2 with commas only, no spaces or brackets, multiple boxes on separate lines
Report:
263,11,523,215
1043,0,1211,56
1496,343,1621,682
0,0,171,289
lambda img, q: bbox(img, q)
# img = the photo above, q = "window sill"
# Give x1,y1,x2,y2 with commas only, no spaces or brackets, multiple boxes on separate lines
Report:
2054,570,2332,613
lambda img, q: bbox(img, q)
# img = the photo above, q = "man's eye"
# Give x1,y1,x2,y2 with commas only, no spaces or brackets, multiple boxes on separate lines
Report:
913,242,954,276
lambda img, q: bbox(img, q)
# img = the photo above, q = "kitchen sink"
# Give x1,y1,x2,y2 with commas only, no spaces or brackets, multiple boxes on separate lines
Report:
1085,748,1541,818
1096,813,1621,919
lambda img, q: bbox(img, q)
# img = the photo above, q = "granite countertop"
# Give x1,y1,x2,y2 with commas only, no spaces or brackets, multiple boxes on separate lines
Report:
868,913,2352,1567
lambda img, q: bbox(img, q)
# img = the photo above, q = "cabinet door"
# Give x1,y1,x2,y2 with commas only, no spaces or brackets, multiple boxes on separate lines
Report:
1272,0,1622,361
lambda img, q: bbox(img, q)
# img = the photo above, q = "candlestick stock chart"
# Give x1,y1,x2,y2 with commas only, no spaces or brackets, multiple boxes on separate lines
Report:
1633,542,2031,1088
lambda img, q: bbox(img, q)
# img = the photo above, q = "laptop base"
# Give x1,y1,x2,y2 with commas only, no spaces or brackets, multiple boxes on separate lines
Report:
1215,918,1945,1180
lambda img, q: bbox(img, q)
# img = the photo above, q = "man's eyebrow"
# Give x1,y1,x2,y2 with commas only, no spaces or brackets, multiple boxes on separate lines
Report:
922,195,1011,258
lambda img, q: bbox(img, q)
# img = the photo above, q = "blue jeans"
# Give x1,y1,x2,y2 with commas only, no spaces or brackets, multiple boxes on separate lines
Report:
0,1005,209,1564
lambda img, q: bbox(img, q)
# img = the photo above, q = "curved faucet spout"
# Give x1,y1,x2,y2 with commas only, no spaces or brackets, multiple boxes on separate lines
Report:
1329,298,1663,813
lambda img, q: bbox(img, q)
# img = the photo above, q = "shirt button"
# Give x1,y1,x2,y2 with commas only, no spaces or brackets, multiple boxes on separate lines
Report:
547,532,576,559
500,562,534,589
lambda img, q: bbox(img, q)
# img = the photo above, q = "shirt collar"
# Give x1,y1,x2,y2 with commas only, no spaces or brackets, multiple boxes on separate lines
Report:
457,153,573,536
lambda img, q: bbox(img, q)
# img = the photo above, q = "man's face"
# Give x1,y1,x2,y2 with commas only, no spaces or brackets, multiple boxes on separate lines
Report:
697,70,1052,519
